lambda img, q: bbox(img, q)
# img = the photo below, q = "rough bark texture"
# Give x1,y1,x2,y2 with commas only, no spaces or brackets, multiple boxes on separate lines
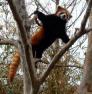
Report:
7,0,37,94
78,2,92,94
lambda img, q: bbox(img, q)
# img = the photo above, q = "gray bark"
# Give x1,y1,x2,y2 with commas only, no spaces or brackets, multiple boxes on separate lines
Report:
77,1,92,94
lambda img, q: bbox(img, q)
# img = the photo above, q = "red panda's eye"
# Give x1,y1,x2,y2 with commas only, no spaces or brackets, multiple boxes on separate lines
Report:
60,13,67,20
60,14,65,18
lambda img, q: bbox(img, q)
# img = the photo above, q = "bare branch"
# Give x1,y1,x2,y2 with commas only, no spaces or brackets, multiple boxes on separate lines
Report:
55,64,83,69
7,0,37,87
40,0,92,84
68,2,86,29
67,0,76,8
34,0,49,14
80,0,92,31
0,35,18,47
0,40,18,47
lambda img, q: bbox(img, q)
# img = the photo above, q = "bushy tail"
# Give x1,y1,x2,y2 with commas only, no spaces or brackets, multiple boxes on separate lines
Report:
8,50,20,82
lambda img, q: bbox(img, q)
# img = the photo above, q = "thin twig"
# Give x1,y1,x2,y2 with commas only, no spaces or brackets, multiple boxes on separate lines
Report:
0,35,18,47
55,64,83,69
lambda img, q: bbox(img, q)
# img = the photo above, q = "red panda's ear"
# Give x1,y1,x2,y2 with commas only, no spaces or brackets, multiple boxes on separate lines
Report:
55,6,65,16
57,6,64,10
57,6,61,10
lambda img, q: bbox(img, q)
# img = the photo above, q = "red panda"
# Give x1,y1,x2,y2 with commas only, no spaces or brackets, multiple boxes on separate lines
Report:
8,6,71,82
31,6,71,58
8,50,20,82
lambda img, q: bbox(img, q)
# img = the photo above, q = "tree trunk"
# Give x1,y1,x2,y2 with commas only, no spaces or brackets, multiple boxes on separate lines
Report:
78,5,92,94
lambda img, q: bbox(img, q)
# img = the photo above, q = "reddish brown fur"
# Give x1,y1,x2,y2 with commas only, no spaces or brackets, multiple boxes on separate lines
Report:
31,27,45,45
8,50,20,82
8,6,71,82
31,6,71,58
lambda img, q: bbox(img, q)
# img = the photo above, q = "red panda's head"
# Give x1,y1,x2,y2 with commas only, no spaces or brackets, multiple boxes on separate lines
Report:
55,6,72,21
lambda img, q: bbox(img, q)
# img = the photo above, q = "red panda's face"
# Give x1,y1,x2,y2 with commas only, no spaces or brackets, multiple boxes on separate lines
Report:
55,6,72,21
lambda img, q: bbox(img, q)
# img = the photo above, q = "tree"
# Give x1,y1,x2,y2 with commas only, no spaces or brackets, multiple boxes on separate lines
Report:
77,0,92,94
0,0,92,94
